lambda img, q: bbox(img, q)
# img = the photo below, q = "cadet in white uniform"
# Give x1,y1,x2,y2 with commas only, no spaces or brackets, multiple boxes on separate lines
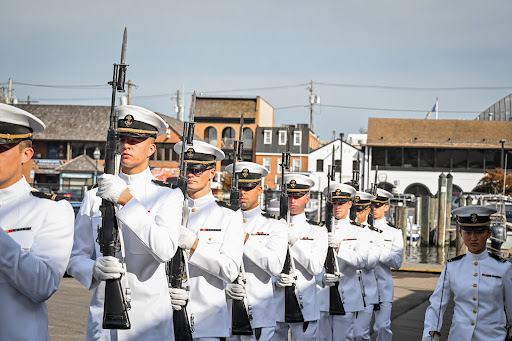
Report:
171,140,245,340
353,191,383,341
423,205,512,341
273,173,328,341
317,184,368,341
371,189,403,341
67,105,183,341
0,104,74,341
224,162,288,341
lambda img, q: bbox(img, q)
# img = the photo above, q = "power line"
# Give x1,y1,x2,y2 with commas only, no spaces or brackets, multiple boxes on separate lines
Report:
275,103,480,114
13,81,109,89
315,82,512,91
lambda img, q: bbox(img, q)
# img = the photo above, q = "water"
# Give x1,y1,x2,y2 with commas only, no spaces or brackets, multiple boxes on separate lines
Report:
405,245,457,265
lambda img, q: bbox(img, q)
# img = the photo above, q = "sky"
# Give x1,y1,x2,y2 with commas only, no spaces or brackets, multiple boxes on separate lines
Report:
2,1,512,141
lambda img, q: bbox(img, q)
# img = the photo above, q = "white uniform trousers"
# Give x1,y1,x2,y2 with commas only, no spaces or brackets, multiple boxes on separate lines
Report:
373,302,392,341
317,311,355,341
227,327,275,341
274,321,318,341
353,305,374,341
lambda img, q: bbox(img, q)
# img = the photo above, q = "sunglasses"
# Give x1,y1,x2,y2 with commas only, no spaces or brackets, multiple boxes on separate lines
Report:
186,167,212,176
288,193,307,199
0,143,19,153
372,203,386,208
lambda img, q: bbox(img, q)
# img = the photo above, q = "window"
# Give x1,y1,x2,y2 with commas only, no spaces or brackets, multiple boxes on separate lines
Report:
293,131,302,146
278,130,287,145
278,158,283,173
316,159,324,172
204,127,217,146
263,158,271,172
334,159,341,171
372,147,385,167
436,149,451,169
386,147,402,167
293,159,301,172
484,149,499,169
222,127,235,149
451,149,468,169
468,150,484,169
403,148,418,168
242,128,253,148
419,148,435,168
264,130,272,144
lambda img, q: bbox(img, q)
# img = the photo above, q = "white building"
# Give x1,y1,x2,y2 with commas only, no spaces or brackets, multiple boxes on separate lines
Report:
362,118,512,196
308,139,364,192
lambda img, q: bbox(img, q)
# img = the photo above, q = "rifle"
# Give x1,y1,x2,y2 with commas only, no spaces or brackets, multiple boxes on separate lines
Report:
229,114,253,336
97,27,131,330
349,153,360,221
280,127,305,323
168,92,197,341
324,146,345,315
367,165,378,226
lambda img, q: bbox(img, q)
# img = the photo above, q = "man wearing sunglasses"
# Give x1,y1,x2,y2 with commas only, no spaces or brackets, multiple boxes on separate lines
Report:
353,191,383,341
317,184,368,341
224,161,288,341
273,173,327,341
370,189,403,341
67,105,184,340
171,140,245,341
0,104,74,341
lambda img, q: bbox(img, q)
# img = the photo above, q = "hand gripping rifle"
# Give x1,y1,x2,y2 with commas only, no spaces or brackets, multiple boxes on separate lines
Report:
229,114,254,336
97,27,131,330
168,92,197,341
324,146,345,315
280,127,305,323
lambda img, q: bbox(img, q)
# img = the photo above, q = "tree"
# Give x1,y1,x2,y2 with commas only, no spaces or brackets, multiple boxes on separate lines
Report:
477,168,512,195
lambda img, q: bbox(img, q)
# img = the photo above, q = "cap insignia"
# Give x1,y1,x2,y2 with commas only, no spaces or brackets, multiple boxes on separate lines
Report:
290,180,296,188
242,168,249,178
335,189,341,196
355,196,360,202
124,115,134,127
186,148,195,158
471,213,478,223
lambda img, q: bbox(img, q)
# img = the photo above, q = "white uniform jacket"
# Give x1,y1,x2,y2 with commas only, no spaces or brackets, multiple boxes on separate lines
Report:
358,222,383,306
238,207,287,329
373,218,403,303
275,213,328,322
186,192,244,338
316,217,368,313
67,169,183,341
423,251,512,341
0,177,74,341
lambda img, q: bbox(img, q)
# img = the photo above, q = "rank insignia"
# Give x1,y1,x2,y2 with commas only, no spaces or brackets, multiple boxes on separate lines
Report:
335,189,342,196
124,115,133,127
290,180,296,188
471,213,478,223
187,148,195,158
242,168,249,178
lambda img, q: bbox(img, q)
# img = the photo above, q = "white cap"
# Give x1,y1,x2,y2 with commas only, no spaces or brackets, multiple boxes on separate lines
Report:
0,103,45,144
323,183,356,200
277,173,315,194
225,161,269,187
116,105,168,137
173,140,225,163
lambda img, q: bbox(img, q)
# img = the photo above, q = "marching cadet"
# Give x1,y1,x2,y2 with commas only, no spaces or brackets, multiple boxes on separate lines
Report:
0,104,74,340
224,161,288,341
371,188,403,341
67,105,183,340
171,140,245,340
353,191,383,341
423,206,512,341
317,184,368,341
273,173,328,341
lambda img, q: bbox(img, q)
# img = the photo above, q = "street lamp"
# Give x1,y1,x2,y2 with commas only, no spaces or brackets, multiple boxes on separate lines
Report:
500,139,506,169
93,147,101,185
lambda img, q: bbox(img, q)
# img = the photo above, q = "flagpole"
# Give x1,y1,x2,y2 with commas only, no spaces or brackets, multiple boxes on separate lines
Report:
435,97,439,120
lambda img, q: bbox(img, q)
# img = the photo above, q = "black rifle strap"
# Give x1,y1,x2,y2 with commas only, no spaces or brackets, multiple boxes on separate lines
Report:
254,327,262,340
302,321,309,332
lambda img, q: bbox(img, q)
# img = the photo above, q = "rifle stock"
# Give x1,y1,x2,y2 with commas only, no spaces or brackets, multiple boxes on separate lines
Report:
98,27,131,330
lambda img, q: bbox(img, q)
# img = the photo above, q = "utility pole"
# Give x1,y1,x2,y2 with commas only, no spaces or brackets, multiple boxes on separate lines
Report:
175,89,182,120
126,80,137,105
18,96,39,105
8,78,13,104
308,80,320,133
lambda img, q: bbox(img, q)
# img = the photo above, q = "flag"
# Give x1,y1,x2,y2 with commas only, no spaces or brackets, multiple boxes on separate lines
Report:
425,101,437,119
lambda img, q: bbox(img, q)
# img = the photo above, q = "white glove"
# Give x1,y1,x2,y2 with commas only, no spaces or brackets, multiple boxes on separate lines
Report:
275,273,295,287
322,273,339,287
328,232,341,249
288,230,299,247
169,287,188,311
225,282,246,301
93,256,124,281
96,174,128,204
179,226,197,249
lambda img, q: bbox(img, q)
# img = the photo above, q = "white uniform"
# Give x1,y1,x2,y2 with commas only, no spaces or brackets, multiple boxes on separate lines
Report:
274,213,328,341
353,221,383,341
422,251,512,341
185,191,244,339
0,176,74,341
227,207,288,341
316,217,368,341
67,169,183,341
372,218,403,341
